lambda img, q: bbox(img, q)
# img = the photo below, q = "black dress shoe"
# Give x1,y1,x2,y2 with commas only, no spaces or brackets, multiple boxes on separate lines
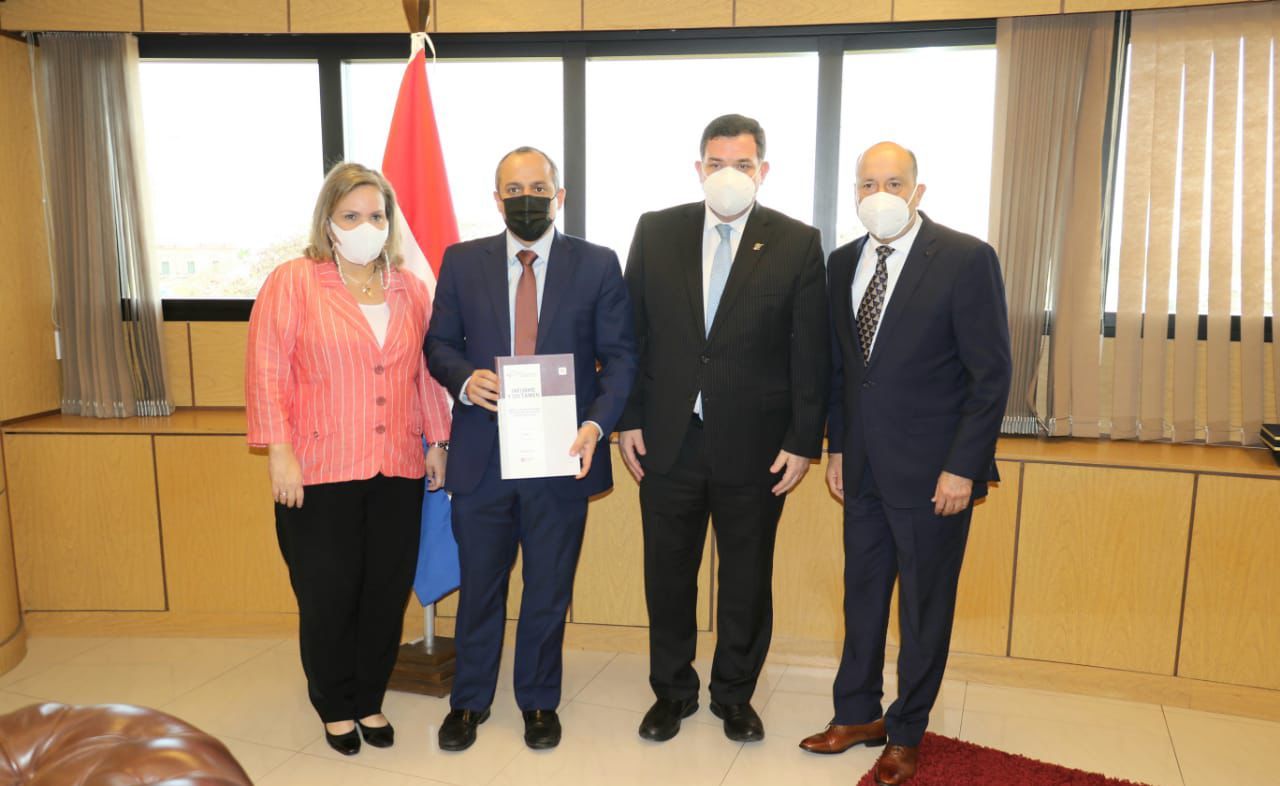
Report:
324,725,361,756
710,701,764,742
357,719,395,748
522,709,562,750
438,708,490,751
638,697,698,742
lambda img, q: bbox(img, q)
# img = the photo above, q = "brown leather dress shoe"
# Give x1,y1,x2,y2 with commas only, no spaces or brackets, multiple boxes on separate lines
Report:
874,744,919,785
798,718,887,754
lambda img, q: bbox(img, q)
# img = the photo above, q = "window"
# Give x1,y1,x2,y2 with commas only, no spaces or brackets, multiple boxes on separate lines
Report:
586,53,819,262
136,25,996,309
138,60,324,299
343,59,565,243
836,46,998,248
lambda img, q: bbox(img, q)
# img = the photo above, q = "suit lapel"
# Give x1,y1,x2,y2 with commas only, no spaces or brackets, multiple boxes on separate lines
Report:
317,263,379,346
478,233,512,356
681,204,707,339
706,205,770,344
866,216,939,371
536,232,578,354
380,268,409,357
834,237,866,355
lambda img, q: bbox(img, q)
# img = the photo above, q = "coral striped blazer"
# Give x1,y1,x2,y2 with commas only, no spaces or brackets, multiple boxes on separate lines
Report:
246,257,451,486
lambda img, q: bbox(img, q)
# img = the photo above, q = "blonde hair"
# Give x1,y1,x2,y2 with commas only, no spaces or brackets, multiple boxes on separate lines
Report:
305,162,404,266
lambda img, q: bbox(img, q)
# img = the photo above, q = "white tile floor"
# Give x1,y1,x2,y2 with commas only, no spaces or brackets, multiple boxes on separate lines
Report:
1,636,1278,786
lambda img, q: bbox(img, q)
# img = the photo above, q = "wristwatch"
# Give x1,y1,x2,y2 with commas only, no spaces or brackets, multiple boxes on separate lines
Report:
430,440,450,451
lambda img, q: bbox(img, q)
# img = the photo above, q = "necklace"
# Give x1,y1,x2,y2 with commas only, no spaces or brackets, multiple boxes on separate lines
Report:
336,257,386,297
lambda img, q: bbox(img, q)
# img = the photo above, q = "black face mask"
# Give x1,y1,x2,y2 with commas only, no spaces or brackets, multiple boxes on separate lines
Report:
502,195,554,242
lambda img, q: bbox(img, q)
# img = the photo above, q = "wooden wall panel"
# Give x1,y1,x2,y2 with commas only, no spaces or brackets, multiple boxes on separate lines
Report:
572,447,712,629
772,455,844,642
154,436,294,613
290,0,411,33
735,0,892,26
162,321,193,408
1064,0,1227,11
951,461,1021,655
0,36,60,422
894,0,1058,21
584,0,731,31
0,490,21,643
1010,464,1193,674
190,322,248,407
1178,475,1280,690
4,434,165,610
143,0,289,33
0,0,142,31
436,0,580,32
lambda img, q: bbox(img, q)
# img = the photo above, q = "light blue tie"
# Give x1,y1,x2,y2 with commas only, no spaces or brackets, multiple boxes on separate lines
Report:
705,223,733,336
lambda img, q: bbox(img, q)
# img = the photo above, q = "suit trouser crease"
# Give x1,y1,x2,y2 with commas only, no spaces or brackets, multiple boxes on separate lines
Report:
641,420,785,705
450,458,588,712
275,474,425,723
832,465,970,747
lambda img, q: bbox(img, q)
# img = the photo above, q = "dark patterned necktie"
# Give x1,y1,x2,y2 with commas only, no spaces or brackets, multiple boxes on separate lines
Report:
514,249,538,355
855,245,893,363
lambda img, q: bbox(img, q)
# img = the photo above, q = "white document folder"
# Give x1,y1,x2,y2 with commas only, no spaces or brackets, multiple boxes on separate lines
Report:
496,353,580,480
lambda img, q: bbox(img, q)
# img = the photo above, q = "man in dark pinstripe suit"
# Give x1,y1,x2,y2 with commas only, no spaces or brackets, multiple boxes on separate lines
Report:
617,114,830,745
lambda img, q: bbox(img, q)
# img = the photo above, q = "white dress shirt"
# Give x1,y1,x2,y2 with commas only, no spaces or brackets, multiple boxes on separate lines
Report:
850,213,925,356
694,202,753,416
358,301,391,348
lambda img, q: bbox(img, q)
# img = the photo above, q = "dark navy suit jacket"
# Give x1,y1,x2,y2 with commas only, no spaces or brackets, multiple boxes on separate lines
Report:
827,213,1012,509
426,230,637,499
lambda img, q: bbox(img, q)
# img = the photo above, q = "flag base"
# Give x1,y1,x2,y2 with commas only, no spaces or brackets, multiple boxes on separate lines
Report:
387,636,456,697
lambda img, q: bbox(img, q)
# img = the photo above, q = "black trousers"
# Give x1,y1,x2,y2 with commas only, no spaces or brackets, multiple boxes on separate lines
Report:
275,473,424,723
640,417,786,705
831,465,971,747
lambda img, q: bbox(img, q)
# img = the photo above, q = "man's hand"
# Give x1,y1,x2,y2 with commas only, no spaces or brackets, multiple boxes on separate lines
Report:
268,443,304,508
465,370,500,412
425,445,447,491
770,449,811,496
826,452,844,502
619,429,646,482
569,424,600,480
932,470,973,517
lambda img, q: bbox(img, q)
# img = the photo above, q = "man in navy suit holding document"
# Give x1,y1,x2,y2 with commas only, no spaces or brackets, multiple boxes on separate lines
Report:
425,147,636,752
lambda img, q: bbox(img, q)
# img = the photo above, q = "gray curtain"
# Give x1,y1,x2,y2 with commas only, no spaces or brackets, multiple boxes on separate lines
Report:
988,13,1116,435
33,33,172,418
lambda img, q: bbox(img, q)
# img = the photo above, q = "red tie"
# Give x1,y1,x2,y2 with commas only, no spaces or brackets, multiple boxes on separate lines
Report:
515,249,538,355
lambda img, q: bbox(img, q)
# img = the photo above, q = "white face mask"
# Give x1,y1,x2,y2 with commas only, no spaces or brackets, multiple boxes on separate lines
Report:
330,220,388,266
702,167,758,217
857,187,919,241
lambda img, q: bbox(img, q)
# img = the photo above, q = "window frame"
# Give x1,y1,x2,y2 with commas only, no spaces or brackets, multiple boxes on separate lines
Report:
137,21,997,320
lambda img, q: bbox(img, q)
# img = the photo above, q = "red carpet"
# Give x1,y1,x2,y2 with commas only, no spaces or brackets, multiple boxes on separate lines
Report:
855,733,1154,786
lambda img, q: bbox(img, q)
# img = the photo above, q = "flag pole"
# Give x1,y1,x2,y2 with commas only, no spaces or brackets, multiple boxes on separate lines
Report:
403,0,435,658
386,0,458,696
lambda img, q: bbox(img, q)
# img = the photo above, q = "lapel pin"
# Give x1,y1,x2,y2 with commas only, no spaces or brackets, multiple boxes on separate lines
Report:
753,242,764,251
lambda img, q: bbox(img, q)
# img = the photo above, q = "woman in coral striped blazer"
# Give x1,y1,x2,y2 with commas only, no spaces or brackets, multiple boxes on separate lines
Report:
246,163,451,757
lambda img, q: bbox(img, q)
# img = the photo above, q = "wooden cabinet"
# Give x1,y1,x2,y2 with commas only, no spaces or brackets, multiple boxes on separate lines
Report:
1011,464,1194,674
1179,475,1280,690
4,434,166,610
154,436,295,613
